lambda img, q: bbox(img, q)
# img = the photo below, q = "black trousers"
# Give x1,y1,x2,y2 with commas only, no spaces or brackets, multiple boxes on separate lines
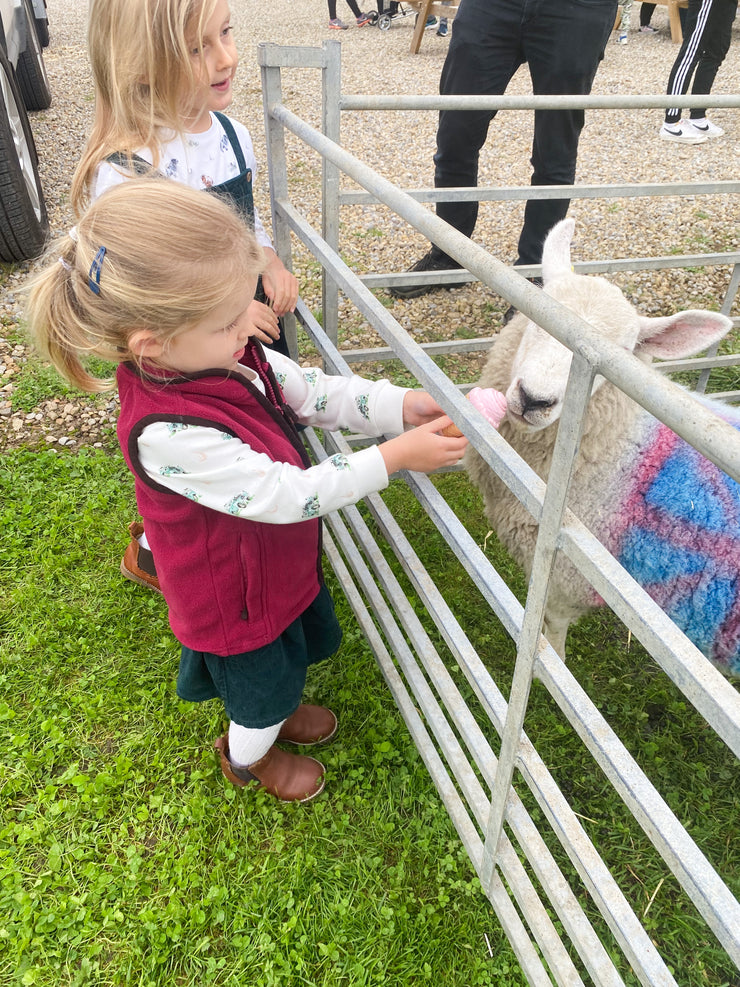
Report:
328,0,362,19
665,0,737,124
431,0,617,267
639,2,685,27
640,2,655,25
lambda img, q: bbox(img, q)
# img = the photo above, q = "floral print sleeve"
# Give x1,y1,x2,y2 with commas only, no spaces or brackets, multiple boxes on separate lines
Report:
137,420,390,524
266,352,407,437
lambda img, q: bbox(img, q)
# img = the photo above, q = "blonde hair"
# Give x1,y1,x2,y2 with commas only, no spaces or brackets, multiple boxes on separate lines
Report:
71,0,220,213
25,180,264,393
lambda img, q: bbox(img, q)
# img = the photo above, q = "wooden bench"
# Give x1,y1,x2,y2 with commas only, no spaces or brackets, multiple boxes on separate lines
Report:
405,0,460,53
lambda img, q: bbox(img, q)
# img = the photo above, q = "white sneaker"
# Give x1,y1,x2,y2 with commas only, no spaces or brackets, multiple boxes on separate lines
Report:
660,122,707,145
685,118,725,138
639,24,658,33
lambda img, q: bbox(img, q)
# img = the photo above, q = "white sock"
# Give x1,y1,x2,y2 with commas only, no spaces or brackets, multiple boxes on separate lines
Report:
138,530,151,550
228,720,283,767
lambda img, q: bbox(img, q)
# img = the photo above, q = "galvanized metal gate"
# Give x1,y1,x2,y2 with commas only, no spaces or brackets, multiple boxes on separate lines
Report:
258,42,740,986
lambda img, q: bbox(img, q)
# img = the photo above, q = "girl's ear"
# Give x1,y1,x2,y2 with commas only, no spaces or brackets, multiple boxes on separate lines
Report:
129,329,164,359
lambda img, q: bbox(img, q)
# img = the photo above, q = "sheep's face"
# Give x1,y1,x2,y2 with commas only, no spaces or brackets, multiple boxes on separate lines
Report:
506,275,641,432
500,217,733,433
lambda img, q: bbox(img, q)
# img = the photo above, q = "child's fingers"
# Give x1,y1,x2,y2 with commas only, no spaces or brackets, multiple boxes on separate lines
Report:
250,326,280,345
421,414,454,434
402,391,445,425
248,318,280,341
270,292,293,317
248,300,280,338
263,273,299,316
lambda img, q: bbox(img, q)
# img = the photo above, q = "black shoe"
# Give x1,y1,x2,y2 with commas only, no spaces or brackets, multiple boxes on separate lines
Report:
389,249,462,299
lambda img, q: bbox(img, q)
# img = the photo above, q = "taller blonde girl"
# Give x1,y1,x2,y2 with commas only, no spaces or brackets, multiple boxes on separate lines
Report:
71,0,296,328
72,0,299,591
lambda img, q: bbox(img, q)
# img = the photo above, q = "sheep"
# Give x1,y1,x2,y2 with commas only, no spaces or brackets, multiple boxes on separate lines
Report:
465,218,740,676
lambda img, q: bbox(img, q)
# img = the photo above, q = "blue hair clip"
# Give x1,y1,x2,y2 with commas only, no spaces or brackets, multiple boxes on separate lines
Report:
88,246,107,295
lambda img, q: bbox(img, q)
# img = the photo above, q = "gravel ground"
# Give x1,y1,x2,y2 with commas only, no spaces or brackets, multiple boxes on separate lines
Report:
1,0,739,450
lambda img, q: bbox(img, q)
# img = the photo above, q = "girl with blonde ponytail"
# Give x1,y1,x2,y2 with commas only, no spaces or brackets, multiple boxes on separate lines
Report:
26,181,467,803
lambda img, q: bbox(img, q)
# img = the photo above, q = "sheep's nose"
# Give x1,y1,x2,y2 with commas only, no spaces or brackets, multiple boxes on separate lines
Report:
518,383,555,414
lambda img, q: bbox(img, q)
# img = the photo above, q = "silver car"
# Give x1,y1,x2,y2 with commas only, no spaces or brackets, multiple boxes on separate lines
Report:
0,0,51,261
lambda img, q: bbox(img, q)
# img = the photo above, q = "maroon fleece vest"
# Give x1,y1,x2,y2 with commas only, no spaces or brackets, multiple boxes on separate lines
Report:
116,343,322,656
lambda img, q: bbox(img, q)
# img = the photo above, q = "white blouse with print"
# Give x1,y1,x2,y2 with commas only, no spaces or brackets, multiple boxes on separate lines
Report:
92,113,272,249
136,352,408,524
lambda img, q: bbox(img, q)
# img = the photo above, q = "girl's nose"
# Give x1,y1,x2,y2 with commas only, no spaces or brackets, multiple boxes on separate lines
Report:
213,39,236,70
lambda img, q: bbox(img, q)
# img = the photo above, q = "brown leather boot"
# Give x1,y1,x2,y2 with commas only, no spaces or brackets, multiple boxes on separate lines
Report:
277,704,338,746
120,521,162,594
214,735,325,803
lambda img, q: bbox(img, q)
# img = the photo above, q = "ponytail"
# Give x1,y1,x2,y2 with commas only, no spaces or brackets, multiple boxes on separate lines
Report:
25,180,265,393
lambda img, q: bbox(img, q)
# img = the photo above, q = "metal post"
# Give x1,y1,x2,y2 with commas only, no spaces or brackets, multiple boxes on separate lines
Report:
696,261,740,394
258,44,297,357
481,353,597,892
321,40,342,347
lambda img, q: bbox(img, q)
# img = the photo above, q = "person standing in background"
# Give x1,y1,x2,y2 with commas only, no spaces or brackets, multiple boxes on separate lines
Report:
660,0,737,143
616,0,634,43
640,1,688,31
390,0,618,305
328,0,371,29
437,0,453,36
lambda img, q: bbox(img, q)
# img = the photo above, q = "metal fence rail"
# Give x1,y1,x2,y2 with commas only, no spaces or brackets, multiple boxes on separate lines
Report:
258,43,740,986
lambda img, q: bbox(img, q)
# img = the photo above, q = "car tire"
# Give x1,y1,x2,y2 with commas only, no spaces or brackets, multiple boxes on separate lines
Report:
0,47,48,262
16,0,51,111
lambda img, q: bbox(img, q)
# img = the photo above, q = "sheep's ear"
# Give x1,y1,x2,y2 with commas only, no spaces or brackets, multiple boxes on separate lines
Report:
541,218,575,284
636,310,733,359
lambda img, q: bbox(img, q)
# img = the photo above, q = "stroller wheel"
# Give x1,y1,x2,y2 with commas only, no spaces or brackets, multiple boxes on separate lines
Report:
367,9,378,23
378,12,392,29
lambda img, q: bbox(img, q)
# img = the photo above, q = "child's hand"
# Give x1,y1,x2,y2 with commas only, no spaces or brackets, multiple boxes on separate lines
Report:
379,417,468,476
402,390,447,426
247,299,281,346
262,251,299,317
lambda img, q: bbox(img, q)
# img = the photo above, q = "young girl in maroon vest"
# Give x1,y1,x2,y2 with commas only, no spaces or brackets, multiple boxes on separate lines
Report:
26,181,468,803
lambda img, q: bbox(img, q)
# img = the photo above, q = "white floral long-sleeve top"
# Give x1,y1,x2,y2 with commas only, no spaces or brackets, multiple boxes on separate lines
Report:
92,113,272,250
136,352,408,524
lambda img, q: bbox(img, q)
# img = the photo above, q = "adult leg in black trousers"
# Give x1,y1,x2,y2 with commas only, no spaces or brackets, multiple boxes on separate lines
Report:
517,0,615,266
640,2,656,26
390,0,616,297
640,2,687,30
686,0,737,122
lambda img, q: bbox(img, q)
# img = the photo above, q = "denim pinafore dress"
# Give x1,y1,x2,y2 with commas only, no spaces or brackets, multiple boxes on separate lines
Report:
207,113,291,357
207,111,255,223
